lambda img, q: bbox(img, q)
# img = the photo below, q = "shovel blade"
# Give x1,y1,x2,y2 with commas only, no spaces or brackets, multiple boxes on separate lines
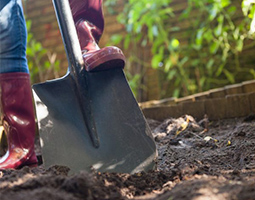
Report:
33,69,156,174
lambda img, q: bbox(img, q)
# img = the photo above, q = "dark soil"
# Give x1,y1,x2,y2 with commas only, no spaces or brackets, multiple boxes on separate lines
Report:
1,114,255,200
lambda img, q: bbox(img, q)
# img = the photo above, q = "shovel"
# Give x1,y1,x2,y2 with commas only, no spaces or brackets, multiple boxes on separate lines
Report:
32,0,157,174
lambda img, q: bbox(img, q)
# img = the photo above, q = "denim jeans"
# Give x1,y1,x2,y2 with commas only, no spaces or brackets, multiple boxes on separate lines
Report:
0,0,29,73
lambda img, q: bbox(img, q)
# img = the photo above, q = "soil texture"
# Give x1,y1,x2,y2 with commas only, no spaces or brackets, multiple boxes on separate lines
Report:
1,115,255,200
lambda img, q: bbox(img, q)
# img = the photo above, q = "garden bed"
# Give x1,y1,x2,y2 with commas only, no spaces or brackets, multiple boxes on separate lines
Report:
0,114,255,200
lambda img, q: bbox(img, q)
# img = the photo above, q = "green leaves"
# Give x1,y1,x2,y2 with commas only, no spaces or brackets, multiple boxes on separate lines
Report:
220,0,231,8
152,54,163,68
242,0,255,16
125,72,141,97
196,28,205,49
242,0,255,34
110,34,123,45
26,19,60,83
209,4,218,21
223,69,235,83
105,0,255,99
170,39,180,50
214,15,224,36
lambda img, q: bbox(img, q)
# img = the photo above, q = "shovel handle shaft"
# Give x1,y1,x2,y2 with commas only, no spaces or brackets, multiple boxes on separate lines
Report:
52,0,83,74
52,0,100,148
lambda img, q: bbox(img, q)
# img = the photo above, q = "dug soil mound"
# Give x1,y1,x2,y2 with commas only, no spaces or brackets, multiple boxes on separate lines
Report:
1,115,255,200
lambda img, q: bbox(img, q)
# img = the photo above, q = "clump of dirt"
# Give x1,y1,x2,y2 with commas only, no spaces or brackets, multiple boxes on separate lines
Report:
1,114,255,200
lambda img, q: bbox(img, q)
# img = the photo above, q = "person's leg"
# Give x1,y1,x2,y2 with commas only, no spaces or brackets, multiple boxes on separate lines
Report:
70,0,103,42
69,0,125,72
0,0,28,73
0,0,37,169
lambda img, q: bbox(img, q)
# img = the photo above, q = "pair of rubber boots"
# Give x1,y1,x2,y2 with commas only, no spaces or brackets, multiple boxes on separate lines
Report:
0,0,125,169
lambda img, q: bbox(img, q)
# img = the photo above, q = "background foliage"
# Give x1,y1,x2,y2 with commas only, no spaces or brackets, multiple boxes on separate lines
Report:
106,0,255,98
26,19,60,84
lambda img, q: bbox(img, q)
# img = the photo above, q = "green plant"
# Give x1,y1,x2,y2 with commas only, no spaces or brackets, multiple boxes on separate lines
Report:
183,0,255,90
106,0,176,98
179,0,247,93
105,0,255,99
26,19,60,83
125,72,142,97
242,0,255,34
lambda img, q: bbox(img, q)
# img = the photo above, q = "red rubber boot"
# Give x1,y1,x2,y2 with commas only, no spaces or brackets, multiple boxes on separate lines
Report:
69,0,125,72
0,72,38,169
